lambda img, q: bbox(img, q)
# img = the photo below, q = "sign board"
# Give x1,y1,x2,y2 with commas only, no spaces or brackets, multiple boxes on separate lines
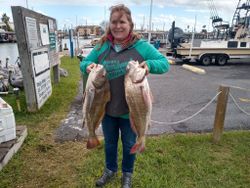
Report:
12,6,60,112
48,19,57,50
31,48,52,108
25,17,39,49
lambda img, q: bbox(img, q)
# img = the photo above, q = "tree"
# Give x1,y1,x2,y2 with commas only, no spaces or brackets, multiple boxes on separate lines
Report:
1,13,13,31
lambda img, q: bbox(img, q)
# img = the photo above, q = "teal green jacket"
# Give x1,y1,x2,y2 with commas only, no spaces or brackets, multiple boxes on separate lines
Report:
80,39,169,117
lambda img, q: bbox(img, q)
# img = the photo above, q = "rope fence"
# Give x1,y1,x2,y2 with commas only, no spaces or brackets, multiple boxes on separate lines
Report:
151,91,221,125
151,84,250,143
229,92,250,116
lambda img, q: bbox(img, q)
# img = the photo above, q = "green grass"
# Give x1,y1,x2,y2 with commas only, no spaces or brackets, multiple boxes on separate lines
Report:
0,57,249,188
79,132,250,188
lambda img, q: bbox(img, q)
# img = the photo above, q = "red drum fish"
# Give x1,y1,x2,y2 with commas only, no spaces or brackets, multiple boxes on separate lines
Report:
124,61,152,154
82,64,110,149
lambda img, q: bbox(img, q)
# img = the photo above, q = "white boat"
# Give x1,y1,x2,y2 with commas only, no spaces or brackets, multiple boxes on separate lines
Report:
167,0,250,65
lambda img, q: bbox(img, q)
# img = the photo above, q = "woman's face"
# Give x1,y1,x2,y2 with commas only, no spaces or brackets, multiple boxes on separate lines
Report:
110,11,131,43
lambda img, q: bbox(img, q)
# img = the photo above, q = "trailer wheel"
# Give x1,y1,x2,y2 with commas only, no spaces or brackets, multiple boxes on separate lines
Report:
201,55,211,66
216,55,228,66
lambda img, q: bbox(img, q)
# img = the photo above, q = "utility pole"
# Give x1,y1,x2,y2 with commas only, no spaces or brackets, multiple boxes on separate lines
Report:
148,0,153,42
26,0,29,9
143,15,145,31
189,15,197,58
75,15,79,55
104,6,107,29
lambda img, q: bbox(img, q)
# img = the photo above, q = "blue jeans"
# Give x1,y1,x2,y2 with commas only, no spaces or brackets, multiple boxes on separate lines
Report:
102,114,137,173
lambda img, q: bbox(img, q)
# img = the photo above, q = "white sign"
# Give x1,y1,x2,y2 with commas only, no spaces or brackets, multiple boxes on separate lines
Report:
34,71,52,109
39,23,50,45
33,51,50,75
48,19,55,33
25,17,39,49
31,48,52,109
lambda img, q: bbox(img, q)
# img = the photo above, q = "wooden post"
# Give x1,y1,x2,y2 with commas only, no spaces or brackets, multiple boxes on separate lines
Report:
12,6,37,111
53,64,60,84
213,85,230,143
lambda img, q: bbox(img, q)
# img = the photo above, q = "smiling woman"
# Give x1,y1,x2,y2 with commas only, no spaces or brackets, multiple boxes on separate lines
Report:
109,5,132,44
80,3,169,188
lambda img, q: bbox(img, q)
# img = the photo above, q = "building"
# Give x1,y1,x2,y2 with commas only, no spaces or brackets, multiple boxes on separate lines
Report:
76,25,102,38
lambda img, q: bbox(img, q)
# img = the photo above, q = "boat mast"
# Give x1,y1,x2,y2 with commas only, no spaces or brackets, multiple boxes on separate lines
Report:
148,0,153,42
230,0,250,39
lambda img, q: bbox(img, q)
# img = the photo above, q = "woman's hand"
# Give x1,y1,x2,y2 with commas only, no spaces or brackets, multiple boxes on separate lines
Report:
139,61,149,75
86,63,96,73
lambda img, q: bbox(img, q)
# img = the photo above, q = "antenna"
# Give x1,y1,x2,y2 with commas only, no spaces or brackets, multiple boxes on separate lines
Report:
26,0,29,9
148,0,153,42
207,0,229,39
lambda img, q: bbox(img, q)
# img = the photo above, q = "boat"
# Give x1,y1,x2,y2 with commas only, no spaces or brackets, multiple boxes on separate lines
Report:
167,0,250,65
0,31,16,43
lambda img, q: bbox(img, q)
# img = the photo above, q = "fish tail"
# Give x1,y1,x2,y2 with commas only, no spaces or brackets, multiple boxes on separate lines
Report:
86,136,100,149
130,137,145,154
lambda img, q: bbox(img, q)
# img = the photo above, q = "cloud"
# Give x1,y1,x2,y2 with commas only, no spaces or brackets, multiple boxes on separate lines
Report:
1,0,240,32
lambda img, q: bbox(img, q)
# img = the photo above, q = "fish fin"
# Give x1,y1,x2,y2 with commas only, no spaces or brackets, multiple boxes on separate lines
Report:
82,92,87,128
82,120,85,128
141,86,151,108
94,120,102,130
82,91,86,102
86,88,95,112
87,136,100,149
89,88,95,110
150,90,154,103
130,137,145,154
129,114,138,135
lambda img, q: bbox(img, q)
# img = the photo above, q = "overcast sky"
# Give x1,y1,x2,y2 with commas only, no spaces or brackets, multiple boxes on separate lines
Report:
1,0,239,32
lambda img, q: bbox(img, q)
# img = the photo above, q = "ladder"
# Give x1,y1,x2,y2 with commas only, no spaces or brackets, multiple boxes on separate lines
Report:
231,0,250,30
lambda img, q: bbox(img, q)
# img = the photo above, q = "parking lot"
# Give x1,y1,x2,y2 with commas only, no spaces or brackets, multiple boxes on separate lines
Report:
148,59,250,135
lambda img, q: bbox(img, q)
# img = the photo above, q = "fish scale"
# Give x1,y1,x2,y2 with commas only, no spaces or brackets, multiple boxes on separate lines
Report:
125,60,152,154
82,64,110,149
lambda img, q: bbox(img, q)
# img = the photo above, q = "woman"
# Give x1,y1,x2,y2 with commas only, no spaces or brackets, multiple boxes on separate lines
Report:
80,4,169,188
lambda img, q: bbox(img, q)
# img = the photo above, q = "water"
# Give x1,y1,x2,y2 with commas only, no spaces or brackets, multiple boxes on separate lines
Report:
0,43,19,67
0,38,92,68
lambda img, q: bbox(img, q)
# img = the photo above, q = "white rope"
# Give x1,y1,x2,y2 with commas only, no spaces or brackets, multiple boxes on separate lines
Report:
229,92,250,116
223,84,250,92
151,91,221,125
